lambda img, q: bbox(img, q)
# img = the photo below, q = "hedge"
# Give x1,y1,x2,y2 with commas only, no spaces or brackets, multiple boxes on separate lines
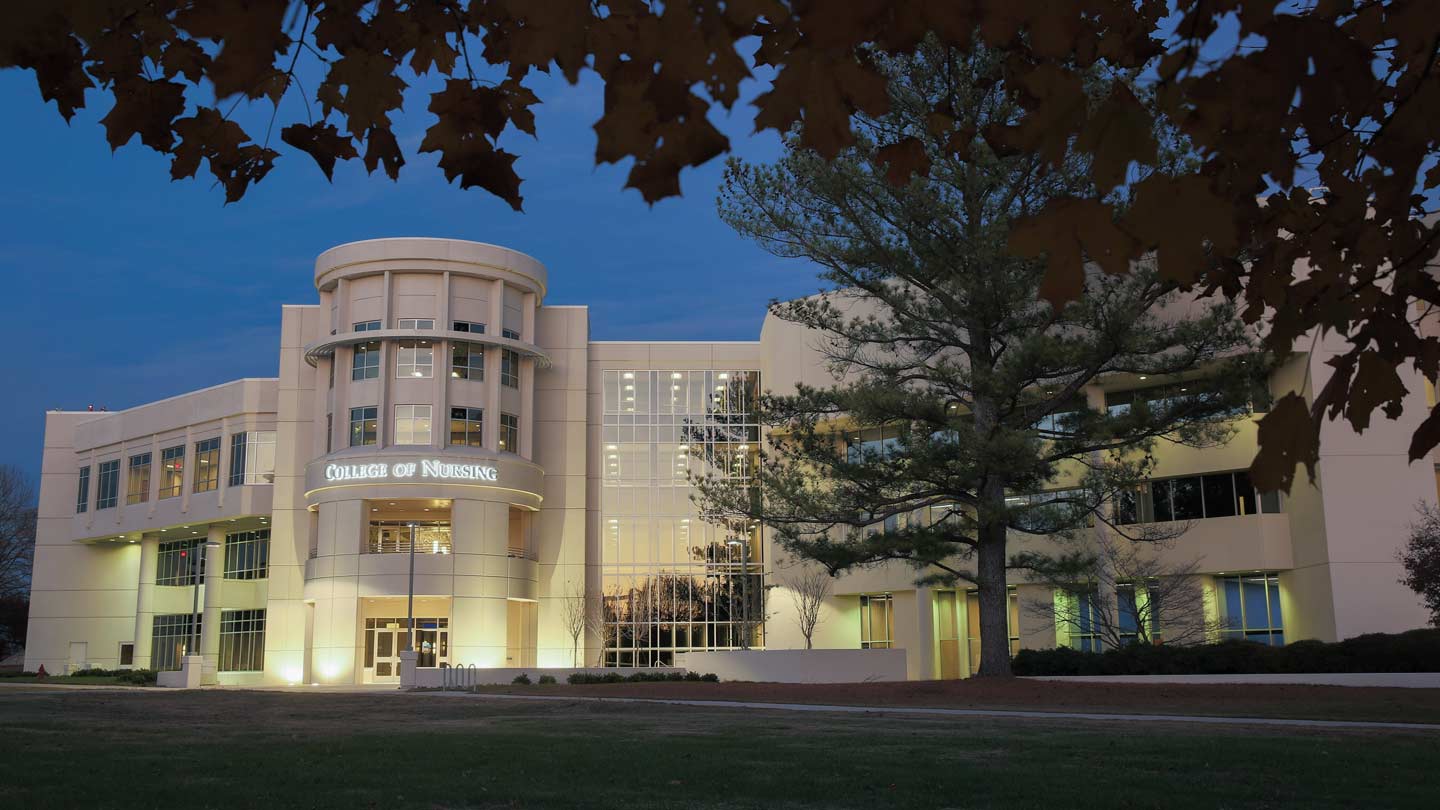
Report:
566,671,719,684
1011,629,1440,676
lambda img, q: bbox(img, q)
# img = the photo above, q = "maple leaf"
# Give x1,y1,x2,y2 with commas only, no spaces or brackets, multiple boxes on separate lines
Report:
1124,174,1240,286
875,138,931,186
1074,84,1157,190
281,123,359,181
1250,393,1320,494
362,127,405,181
99,78,186,151
1008,197,1137,306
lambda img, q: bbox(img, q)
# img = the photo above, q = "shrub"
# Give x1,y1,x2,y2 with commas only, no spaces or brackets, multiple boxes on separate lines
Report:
511,673,532,685
1011,629,1440,676
537,674,557,685
565,670,719,684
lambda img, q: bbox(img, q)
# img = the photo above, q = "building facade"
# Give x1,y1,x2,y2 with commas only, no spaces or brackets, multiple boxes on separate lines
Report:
24,238,1433,684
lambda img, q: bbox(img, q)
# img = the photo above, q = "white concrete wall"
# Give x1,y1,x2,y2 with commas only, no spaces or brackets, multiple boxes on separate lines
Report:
674,649,908,683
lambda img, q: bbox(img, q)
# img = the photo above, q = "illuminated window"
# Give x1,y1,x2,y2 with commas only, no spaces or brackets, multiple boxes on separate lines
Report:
159,445,184,499
1217,573,1284,646
228,431,276,486
192,438,220,493
396,340,434,378
860,594,894,649
349,407,378,447
394,405,433,445
449,407,483,448
367,520,452,554
125,452,151,505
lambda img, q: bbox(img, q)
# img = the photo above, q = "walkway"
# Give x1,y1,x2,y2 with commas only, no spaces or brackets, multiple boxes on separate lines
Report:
421,689,1440,732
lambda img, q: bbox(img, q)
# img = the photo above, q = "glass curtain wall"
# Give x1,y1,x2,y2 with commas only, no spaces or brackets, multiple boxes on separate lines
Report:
600,369,764,666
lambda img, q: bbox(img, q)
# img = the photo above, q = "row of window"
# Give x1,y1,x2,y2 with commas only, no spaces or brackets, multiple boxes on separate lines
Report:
77,433,272,513
154,529,271,586
349,326,521,387
1116,470,1282,524
150,609,265,672
1059,573,1285,652
351,318,518,336
346,406,519,451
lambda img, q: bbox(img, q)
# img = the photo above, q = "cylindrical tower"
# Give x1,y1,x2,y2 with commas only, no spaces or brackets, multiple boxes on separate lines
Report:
300,238,548,683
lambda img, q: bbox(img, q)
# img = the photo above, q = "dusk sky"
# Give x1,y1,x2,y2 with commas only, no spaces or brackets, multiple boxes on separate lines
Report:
0,61,819,482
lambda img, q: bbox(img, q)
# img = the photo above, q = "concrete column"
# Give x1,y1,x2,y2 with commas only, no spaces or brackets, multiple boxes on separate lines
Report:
451,499,510,667
132,534,160,668
200,526,225,683
485,279,504,450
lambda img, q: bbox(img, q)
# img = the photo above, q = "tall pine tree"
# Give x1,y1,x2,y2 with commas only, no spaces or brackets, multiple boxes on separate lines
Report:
693,42,1259,676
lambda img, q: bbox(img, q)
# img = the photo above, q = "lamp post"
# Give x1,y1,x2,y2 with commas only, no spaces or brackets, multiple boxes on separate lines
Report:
405,522,416,654
188,543,202,657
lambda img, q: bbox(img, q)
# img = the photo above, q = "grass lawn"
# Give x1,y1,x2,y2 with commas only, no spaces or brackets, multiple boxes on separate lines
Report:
0,688,1436,809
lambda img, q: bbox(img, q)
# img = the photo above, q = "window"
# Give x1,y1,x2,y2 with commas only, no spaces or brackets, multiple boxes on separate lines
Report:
349,407,378,446
1063,590,1105,652
501,348,519,387
96,460,119,509
75,466,90,513
228,431,276,486
1217,573,1285,645
151,614,201,671
502,327,520,340
844,426,901,462
353,320,381,332
352,340,381,380
451,342,485,380
394,405,432,445
1117,470,1283,525
159,445,184,498
118,642,134,667
326,413,333,453
449,407,484,447
397,339,434,378
367,520,452,554
398,318,434,330
192,437,220,493
224,529,269,580
219,609,266,671
453,320,485,333
859,594,894,648
965,589,1021,667
499,412,519,452
125,452,151,505
1117,582,1162,645
156,539,204,586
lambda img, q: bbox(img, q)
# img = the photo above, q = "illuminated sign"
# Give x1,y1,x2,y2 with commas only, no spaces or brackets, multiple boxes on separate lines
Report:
323,459,499,483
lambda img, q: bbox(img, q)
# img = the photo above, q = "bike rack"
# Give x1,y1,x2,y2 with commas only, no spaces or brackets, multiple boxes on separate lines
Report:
441,663,478,690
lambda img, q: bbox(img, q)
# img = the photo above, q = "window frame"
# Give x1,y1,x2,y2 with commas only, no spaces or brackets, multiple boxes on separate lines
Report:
158,445,185,499
96,459,120,510
349,406,379,447
500,348,520,388
227,431,276,486
75,465,90,513
192,437,220,493
453,320,485,334
449,407,484,448
353,320,382,332
397,318,434,330
218,609,266,672
223,529,270,580
451,341,485,380
499,412,519,452
396,339,434,378
352,340,381,380
393,404,433,446
125,452,152,505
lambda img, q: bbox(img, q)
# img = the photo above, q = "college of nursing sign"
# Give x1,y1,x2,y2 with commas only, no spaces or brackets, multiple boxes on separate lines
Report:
323,459,499,483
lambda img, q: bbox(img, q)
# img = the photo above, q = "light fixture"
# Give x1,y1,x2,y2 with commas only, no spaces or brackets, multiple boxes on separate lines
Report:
622,372,634,380
718,373,729,380
671,372,682,379
606,444,617,450
1138,375,1148,380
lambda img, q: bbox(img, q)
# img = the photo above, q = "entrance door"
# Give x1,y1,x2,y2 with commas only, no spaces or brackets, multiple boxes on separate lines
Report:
364,618,448,683
370,626,405,682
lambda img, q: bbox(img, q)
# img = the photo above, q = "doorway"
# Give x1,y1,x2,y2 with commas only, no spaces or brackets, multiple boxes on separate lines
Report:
363,617,449,683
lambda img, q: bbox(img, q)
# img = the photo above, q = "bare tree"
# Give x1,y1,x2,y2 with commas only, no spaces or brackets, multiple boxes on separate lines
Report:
1023,531,1219,649
782,566,833,650
559,582,588,668
0,466,36,601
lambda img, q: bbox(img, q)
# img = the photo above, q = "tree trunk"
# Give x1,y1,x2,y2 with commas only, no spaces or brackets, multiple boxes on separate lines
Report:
975,526,1013,677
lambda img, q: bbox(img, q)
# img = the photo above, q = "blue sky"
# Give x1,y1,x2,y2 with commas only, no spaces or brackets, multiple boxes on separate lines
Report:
0,64,819,482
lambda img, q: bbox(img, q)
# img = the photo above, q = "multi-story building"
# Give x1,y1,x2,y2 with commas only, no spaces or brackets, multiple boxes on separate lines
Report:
24,238,1432,683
